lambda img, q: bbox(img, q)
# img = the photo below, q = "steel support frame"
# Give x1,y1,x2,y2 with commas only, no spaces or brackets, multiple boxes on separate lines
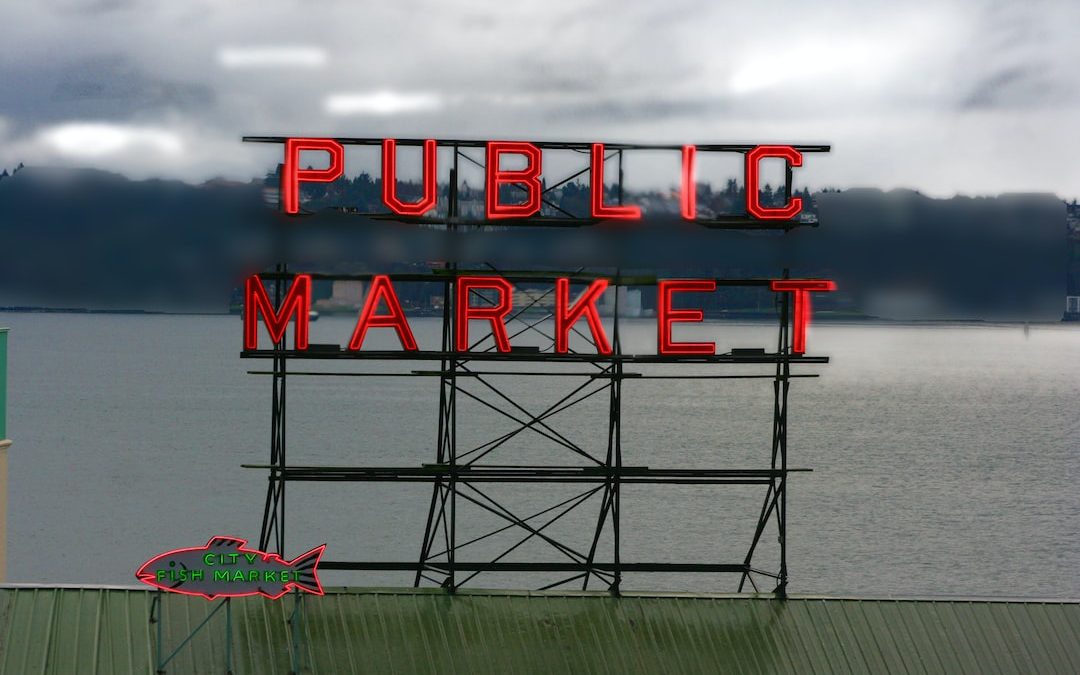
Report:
250,141,823,595
149,592,234,674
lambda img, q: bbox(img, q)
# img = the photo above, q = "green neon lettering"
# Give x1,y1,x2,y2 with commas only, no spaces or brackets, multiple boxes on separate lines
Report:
214,571,229,581
204,553,215,566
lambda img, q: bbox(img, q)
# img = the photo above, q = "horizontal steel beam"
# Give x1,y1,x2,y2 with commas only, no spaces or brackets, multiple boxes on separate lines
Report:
243,136,831,153
321,561,756,573
244,370,820,380
240,350,829,365
336,213,813,230
253,271,794,286
240,464,809,485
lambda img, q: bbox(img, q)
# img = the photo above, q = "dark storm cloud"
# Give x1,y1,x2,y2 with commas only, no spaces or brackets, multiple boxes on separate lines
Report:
512,57,612,95
50,0,140,14
545,95,728,123
960,65,1056,110
48,55,214,123
0,54,213,135
53,55,214,112
952,0,1075,111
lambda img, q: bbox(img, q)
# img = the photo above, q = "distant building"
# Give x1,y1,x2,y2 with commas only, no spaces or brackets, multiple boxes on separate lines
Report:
599,287,643,318
313,280,366,312
1066,295,1080,321
512,288,555,310
261,186,280,207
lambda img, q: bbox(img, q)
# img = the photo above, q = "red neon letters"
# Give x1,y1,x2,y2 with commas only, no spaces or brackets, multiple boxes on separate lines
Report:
281,138,344,215
554,278,611,354
681,145,697,220
456,276,514,351
242,274,835,356
244,274,311,349
485,142,543,220
348,275,419,351
657,280,717,355
590,144,641,220
769,280,837,354
278,138,813,222
745,145,803,220
382,139,437,215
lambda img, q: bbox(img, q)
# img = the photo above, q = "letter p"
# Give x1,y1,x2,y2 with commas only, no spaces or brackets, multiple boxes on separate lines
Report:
281,137,345,214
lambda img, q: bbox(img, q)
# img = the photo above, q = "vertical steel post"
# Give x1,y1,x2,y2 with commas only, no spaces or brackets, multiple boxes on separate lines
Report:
152,592,163,674
777,270,791,597
612,161,625,595
611,272,623,595
417,147,461,589
225,598,233,675
447,148,461,593
277,266,287,557
289,589,303,675
259,265,289,556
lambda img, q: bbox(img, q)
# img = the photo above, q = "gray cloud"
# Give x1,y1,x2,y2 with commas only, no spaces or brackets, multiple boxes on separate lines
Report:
544,95,728,123
961,65,1056,110
0,0,1076,197
48,0,140,15
52,54,214,114
0,53,213,135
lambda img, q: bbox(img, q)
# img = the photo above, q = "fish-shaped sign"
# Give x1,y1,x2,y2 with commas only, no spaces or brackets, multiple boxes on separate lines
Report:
136,536,325,600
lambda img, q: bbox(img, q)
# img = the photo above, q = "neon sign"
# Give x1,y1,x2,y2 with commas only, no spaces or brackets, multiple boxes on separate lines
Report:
244,273,836,355
244,136,837,356
235,135,837,593
273,137,811,221
136,536,325,600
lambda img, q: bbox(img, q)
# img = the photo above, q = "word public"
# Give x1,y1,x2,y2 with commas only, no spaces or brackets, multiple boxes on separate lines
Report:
244,275,837,355
280,137,808,221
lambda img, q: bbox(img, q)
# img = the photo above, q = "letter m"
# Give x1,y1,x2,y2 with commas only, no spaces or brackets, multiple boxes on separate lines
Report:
244,274,312,350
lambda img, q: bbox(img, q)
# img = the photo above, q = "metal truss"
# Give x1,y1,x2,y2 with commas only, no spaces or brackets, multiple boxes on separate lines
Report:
242,140,828,596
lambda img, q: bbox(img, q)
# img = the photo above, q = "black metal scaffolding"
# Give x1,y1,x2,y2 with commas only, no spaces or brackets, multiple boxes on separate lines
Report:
241,138,830,595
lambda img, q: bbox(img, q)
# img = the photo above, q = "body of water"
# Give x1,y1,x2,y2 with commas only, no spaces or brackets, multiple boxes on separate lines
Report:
4,313,1078,597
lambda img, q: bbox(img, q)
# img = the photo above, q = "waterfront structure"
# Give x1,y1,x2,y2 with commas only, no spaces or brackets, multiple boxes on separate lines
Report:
241,137,834,595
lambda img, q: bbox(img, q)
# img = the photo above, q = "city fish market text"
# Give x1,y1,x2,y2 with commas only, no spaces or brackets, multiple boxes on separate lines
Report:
136,536,325,600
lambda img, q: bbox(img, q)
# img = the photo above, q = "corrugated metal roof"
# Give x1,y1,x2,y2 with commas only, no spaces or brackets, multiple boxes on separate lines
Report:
0,586,1077,674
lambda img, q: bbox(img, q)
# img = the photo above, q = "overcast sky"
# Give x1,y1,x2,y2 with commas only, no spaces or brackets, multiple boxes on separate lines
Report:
1,0,1077,198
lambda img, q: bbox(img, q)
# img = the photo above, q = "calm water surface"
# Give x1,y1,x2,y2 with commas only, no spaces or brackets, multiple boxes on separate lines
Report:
4,313,1078,597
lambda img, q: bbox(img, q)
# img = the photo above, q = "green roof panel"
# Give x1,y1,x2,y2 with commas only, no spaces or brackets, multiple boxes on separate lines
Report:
0,587,1077,674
